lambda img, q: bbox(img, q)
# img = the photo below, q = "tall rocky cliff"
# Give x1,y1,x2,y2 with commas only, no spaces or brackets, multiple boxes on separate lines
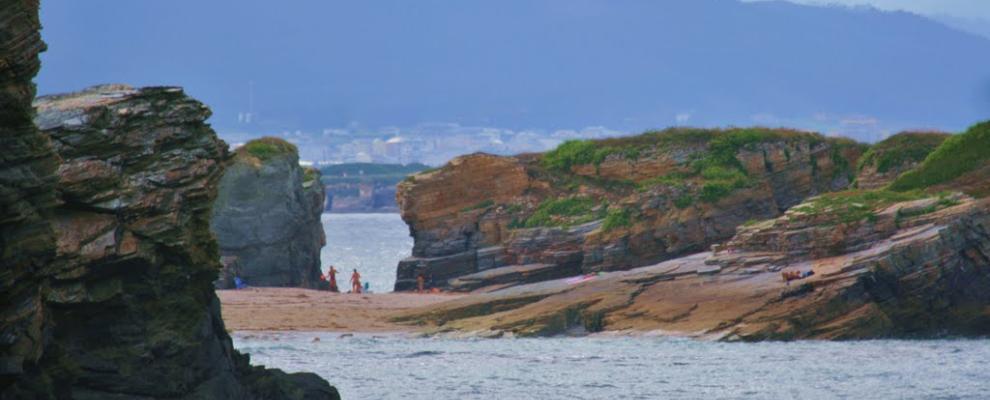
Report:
0,0,59,391
0,44,338,399
395,128,866,291
210,138,326,288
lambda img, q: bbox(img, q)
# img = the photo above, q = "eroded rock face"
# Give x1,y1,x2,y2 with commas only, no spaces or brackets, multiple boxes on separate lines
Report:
0,0,58,390
395,133,865,291
210,145,326,288
395,195,990,340
0,83,338,399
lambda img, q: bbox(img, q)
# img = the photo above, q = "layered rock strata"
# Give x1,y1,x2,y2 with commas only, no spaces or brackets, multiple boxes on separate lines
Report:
0,0,59,390
211,138,326,288
395,193,990,340
396,130,866,290
1,79,338,397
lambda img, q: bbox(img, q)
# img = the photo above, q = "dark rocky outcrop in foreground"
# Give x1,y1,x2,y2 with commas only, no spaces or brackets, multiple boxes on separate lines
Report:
0,52,338,399
211,137,326,288
0,0,59,392
395,129,866,291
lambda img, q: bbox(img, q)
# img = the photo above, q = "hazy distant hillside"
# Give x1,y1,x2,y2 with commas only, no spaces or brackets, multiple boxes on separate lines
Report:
39,0,990,141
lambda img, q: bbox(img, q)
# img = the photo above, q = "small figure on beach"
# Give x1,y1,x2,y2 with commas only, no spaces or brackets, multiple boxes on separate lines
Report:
327,265,339,292
417,272,425,293
350,269,362,293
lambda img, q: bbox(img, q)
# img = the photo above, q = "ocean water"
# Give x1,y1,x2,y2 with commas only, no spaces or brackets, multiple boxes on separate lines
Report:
278,213,990,399
235,332,990,400
321,213,412,292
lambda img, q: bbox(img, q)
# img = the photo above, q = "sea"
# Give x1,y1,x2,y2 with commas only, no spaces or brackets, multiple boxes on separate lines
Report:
320,213,411,292
232,213,990,400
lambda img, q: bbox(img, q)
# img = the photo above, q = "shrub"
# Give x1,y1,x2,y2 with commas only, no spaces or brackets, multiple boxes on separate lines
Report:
699,181,734,203
541,140,598,172
602,207,633,231
889,121,990,192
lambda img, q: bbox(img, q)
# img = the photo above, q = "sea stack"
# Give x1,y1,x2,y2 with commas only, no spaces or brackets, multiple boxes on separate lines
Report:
211,137,327,288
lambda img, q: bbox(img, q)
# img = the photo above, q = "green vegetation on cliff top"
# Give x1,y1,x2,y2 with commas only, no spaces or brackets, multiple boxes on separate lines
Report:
236,137,298,162
541,127,832,173
889,121,990,192
541,127,861,205
857,131,949,174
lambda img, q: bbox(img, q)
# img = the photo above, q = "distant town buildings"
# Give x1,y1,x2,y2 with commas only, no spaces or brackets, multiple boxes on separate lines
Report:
221,124,626,166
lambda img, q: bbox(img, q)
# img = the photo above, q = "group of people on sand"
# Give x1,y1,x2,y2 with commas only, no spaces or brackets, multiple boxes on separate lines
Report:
321,265,365,293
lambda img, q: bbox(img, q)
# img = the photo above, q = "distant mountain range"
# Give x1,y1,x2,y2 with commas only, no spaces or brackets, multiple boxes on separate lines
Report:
38,0,990,142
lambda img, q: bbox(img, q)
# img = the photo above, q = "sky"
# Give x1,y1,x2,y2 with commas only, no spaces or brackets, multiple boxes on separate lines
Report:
36,0,990,142
748,0,990,19
747,0,990,38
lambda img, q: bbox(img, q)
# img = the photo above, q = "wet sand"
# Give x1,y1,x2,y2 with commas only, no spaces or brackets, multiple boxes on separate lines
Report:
218,288,460,332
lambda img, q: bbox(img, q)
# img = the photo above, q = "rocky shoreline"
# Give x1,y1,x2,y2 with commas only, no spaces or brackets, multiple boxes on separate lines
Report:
388,122,990,340
395,129,867,291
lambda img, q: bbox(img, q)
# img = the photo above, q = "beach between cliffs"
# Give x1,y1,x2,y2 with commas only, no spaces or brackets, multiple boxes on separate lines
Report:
218,289,461,332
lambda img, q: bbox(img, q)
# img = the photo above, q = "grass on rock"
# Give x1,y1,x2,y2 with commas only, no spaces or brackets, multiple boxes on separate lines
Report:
237,137,298,162
523,197,603,228
889,121,990,192
857,131,949,174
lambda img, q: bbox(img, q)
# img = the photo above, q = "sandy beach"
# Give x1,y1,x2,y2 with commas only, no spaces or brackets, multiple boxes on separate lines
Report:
217,288,460,332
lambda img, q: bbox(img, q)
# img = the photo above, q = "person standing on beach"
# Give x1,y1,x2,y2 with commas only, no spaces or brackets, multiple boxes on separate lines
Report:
350,269,362,294
327,265,339,292
416,273,425,293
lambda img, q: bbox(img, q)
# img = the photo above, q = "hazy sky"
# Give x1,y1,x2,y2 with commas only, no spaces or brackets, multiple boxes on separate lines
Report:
37,0,990,140
749,0,990,19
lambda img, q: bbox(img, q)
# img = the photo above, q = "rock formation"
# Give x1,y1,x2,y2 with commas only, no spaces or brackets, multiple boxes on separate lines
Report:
210,137,327,288
1,63,338,399
0,0,59,391
395,191,990,340
394,122,990,340
395,129,866,291
855,131,948,189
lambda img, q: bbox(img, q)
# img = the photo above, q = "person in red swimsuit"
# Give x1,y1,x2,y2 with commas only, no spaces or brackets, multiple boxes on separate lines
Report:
350,269,362,294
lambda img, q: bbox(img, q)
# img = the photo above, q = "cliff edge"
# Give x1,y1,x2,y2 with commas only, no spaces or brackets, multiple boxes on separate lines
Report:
392,121,990,340
395,128,866,291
